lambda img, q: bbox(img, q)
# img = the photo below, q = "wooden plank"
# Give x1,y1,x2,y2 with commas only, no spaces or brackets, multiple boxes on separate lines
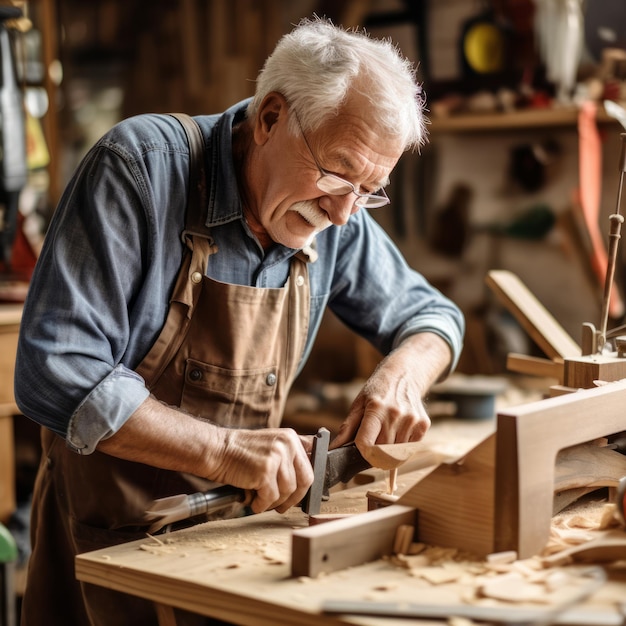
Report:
429,104,615,133
495,379,626,557
506,353,564,382
485,270,581,360
291,505,416,578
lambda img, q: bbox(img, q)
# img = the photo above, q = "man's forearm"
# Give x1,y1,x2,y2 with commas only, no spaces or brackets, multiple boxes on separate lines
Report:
388,331,454,395
97,395,221,478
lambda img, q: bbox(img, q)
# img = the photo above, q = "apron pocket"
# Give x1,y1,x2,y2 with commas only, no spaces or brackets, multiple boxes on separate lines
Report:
181,358,277,428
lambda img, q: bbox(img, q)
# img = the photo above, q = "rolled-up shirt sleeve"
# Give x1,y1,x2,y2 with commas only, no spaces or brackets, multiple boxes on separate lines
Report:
66,365,150,454
14,115,188,453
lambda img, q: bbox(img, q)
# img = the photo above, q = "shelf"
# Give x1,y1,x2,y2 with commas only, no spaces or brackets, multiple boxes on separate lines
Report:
429,106,616,133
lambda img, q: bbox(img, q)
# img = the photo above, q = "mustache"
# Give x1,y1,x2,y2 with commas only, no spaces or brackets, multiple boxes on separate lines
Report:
290,200,332,231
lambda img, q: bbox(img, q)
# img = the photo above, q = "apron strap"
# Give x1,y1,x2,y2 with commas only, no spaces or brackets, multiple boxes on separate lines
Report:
168,112,212,241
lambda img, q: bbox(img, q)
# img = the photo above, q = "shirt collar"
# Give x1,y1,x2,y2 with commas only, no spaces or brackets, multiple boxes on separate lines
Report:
204,98,251,228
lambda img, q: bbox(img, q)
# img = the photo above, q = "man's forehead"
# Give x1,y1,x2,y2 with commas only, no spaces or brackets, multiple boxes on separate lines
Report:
330,144,394,188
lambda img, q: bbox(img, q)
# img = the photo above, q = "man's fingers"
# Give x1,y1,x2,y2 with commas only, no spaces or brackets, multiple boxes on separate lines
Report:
299,434,315,453
249,433,314,514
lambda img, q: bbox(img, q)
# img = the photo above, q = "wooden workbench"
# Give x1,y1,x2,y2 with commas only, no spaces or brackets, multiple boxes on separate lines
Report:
75,414,626,626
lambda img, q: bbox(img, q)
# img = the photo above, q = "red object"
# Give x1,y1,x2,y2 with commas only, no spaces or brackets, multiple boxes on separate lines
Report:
577,100,624,319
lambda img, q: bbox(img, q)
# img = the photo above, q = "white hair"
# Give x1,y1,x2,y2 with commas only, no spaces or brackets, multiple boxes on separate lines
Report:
247,17,427,151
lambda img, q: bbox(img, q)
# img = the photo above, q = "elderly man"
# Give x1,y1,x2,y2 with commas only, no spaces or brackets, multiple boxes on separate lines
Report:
15,16,464,626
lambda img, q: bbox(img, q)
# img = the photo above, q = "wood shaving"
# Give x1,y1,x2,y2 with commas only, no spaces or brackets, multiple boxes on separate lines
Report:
143,533,165,546
393,554,430,569
411,565,464,585
407,542,426,555
138,544,176,555
393,524,414,555
478,572,550,603
486,550,517,564
599,503,620,529
261,547,287,564
448,617,476,626
388,468,398,495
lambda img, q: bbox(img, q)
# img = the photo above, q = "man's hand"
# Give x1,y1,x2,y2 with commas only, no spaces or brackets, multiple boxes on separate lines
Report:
331,332,452,450
207,428,314,514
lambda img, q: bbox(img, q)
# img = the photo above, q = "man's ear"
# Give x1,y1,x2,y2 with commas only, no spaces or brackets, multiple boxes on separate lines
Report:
254,92,289,145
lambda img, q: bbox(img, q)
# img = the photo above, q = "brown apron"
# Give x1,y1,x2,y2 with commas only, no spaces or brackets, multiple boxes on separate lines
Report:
21,115,313,626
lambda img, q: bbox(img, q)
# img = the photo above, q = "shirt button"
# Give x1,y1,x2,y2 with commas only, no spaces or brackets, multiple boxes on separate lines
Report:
189,369,203,382
191,271,203,284
266,372,277,386
295,275,305,287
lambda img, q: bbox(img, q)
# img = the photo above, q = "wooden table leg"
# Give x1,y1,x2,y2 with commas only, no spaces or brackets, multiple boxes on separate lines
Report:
155,603,178,626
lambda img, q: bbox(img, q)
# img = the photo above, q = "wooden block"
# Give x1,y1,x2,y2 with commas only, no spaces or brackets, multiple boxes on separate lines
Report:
291,504,416,578
366,490,399,510
563,355,626,388
398,434,496,557
485,270,581,360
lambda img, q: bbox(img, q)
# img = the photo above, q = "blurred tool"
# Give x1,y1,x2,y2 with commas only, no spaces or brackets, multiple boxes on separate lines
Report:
0,5,27,271
604,100,626,131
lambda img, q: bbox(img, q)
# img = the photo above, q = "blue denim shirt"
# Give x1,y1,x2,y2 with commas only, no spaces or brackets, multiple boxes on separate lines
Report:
15,99,464,454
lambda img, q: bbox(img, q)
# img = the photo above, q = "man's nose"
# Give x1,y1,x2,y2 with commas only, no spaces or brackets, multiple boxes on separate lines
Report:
327,193,359,225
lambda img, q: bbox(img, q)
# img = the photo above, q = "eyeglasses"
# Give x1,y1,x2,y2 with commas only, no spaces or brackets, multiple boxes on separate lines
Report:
293,113,391,209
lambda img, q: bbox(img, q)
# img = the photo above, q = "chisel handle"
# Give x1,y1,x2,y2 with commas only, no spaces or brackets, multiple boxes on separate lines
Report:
188,485,248,517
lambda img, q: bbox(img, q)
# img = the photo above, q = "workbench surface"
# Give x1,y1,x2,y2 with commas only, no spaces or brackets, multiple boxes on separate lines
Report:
75,415,626,626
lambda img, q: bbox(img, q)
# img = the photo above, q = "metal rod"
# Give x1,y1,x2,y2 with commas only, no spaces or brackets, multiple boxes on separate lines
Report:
598,133,626,351
599,210,624,349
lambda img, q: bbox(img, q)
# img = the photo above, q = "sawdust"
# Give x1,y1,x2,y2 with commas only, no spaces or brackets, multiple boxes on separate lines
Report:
384,519,605,606
543,498,622,556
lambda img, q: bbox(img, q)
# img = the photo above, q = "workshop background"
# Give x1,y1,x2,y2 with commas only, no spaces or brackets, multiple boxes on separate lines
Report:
1,0,626,623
